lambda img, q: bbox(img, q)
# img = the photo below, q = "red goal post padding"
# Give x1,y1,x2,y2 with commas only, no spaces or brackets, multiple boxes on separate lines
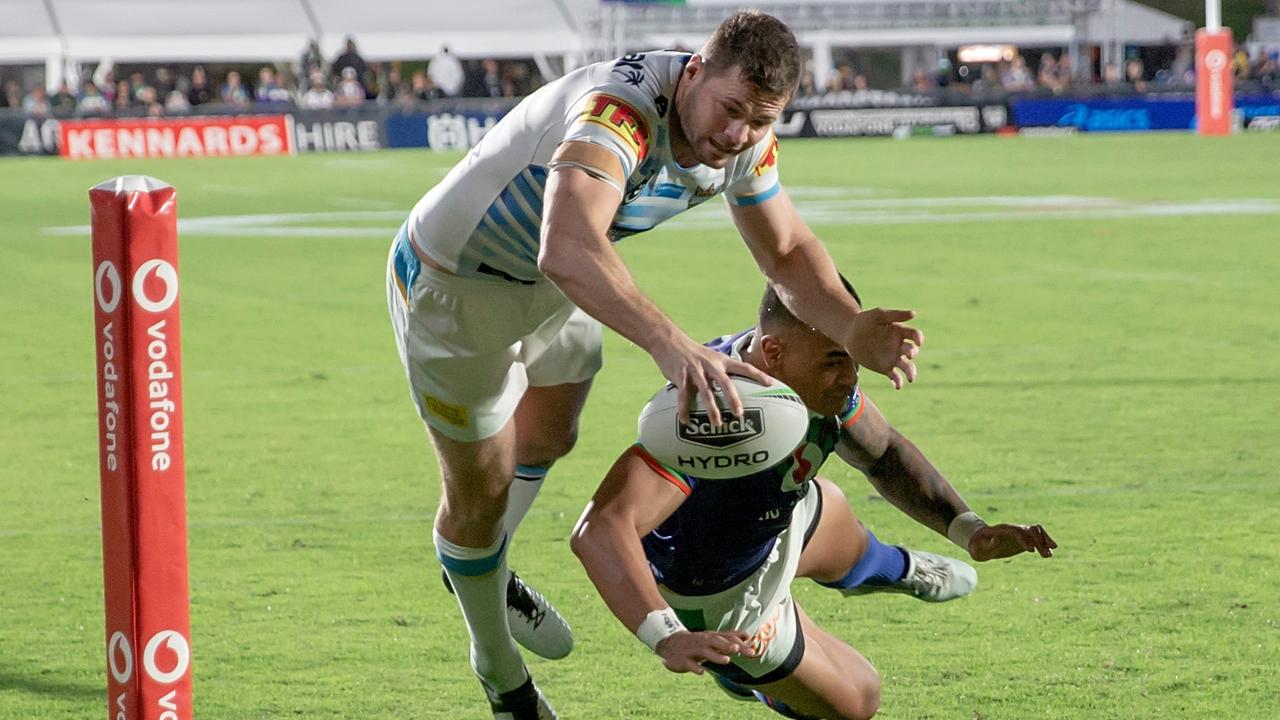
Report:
91,176,193,720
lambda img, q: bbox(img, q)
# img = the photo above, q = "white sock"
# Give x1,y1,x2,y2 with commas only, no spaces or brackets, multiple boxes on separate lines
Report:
434,529,526,693
502,463,549,543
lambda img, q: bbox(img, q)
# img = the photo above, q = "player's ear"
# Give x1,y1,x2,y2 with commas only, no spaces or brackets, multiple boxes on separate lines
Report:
684,54,704,79
759,334,784,370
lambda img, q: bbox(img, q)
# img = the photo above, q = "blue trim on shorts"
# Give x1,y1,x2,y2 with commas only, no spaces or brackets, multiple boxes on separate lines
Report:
437,535,508,577
393,223,421,292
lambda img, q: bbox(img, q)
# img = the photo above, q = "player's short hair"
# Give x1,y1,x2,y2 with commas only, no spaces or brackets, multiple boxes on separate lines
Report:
701,11,801,100
759,275,861,334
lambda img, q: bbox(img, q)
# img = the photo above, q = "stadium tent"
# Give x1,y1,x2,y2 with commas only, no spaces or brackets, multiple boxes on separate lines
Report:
1,0,593,89
2,0,1194,90
612,0,1193,88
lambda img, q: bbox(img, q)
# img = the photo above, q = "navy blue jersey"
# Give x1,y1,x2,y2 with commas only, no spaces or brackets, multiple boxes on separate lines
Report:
638,330,865,596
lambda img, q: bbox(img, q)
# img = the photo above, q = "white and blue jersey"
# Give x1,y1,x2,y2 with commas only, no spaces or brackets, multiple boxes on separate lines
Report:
407,51,782,283
634,330,866,596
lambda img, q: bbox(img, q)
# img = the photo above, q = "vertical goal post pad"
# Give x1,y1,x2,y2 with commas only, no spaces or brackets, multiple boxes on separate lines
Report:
91,176,194,720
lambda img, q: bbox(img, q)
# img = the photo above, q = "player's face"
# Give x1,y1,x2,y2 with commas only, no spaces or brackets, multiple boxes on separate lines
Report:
678,60,787,168
771,329,859,417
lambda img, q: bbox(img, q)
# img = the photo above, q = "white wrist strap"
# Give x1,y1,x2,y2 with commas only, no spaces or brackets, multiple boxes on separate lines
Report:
636,608,685,653
948,511,988,551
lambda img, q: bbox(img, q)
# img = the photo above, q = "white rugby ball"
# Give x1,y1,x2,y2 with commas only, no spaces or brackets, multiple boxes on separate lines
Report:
637,376,809,480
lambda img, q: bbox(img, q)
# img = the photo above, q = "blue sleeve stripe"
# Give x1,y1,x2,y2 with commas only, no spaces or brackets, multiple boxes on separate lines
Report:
728,181,780,207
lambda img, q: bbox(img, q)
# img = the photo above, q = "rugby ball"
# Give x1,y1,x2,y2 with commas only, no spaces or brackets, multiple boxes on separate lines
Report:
637,376,809,480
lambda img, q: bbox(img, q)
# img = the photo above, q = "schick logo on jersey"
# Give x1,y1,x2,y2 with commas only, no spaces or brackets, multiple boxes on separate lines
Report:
581,93,650,162
678,409,764,449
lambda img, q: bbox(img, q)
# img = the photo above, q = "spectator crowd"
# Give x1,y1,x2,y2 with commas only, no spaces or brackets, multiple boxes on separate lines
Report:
792,44,1279,98
3,36,1278,118
0,36,542,118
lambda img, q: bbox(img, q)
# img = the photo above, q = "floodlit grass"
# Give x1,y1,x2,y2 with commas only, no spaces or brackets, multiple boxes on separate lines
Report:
2,132,1277,718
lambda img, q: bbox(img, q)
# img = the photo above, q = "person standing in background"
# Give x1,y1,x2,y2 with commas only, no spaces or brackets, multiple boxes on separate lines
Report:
429,45,465,97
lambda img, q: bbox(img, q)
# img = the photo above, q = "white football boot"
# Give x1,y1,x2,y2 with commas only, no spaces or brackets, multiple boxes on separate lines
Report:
443,569,574,659
841,549,978,602
505,571,574,659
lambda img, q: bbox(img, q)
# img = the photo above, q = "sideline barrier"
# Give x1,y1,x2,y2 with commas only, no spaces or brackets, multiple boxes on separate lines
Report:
5,90,1278,157
1010,93,1280,132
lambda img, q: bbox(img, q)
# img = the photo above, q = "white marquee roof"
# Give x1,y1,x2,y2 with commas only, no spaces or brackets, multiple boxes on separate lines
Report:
0,0,1195,65
0,0,594,63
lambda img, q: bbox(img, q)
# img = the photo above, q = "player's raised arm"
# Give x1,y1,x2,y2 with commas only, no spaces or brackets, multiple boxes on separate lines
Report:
570,447,753,673
834,390,1057,561
539,142,767,425
728,175,923,390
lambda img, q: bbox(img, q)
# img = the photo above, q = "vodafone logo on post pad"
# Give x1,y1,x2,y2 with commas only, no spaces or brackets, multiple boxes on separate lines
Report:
133,259,179,312
107,631,133,683
143,630,191,684
95,260,122,313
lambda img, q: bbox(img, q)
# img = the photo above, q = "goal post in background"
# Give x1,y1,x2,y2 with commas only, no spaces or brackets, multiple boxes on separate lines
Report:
1195,0,1234,136
91,176,194,720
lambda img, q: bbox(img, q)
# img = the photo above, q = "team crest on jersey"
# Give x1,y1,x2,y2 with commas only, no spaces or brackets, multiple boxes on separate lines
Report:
581,93,650,162
753,134,780,176
612,53,647,86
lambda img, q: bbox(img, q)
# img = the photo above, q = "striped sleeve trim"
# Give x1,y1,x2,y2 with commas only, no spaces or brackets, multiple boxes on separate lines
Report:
630,444,692,496
840,387,866,429
727,181,780,207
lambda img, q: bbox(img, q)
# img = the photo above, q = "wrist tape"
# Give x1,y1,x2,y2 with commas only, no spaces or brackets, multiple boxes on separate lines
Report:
636,607,685,653
948,511,988,551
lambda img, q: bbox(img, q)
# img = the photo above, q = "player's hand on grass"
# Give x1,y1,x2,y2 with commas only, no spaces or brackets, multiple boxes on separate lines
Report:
655,630,757,674
968,523,1057,561
844,308,923,390
651,336,772,427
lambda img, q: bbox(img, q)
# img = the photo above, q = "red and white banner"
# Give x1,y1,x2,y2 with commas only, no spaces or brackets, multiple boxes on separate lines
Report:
1195,28,1235,136
91,177,193,720
65,115,293,160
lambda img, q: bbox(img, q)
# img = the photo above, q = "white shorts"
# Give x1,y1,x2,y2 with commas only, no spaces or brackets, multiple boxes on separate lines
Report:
386,223,603,441
658,487,822,685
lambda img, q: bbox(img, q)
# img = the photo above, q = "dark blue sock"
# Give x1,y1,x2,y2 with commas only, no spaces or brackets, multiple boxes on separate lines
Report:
817,530,908,590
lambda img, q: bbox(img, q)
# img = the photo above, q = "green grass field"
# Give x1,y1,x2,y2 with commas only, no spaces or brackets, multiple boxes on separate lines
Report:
2,132,1278,719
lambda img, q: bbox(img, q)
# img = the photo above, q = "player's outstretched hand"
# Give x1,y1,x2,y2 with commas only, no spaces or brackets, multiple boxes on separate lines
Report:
655,630,757,674
969,523,1057,561
845,308,923,390
651,335,772,427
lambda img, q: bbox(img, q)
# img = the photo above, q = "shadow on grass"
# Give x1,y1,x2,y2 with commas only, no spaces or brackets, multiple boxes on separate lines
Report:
0,669,103,702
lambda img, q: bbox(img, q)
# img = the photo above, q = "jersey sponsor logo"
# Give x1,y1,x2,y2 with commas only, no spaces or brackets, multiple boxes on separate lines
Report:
422,393,470,428
581,93,650,162
677,408,764,449
753,134,779,176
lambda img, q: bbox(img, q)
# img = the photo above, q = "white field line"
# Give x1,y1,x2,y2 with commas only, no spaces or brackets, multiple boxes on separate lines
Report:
41,196,1280,238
